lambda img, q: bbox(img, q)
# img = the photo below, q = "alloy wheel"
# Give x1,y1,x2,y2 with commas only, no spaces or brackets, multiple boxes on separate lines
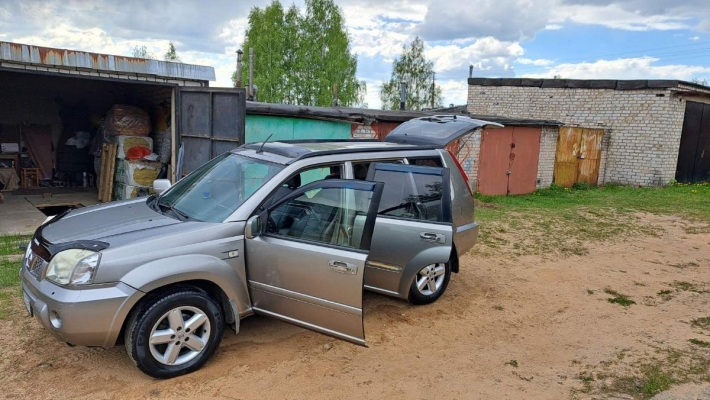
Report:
148,306,211,366
415,263,446,296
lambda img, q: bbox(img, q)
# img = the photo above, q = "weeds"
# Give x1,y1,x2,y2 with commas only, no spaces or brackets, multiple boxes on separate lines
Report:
493,305,504,311
691,316,710,330
604,288,636,307
505,360,518,367
657,290,673,301
688,339,710,348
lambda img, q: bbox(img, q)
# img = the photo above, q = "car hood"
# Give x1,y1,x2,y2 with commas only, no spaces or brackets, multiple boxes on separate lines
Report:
39,198,195,247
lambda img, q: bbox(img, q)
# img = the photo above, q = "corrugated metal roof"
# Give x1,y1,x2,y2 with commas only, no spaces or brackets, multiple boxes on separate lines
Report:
0,41,215,82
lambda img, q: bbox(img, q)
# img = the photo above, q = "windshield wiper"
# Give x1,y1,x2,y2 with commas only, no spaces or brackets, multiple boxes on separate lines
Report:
157,200,190,221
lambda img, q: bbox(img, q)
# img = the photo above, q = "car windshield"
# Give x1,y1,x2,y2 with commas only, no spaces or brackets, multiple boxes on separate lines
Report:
155,152,283,223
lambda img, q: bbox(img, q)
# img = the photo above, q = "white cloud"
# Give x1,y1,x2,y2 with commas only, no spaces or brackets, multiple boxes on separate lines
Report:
691,36,701,41
522,56,710,80
552,3,690,31
426,37,524,74
517,58,555,66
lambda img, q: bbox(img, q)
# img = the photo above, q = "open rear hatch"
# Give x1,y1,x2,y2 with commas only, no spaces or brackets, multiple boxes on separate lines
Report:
383,115,503,147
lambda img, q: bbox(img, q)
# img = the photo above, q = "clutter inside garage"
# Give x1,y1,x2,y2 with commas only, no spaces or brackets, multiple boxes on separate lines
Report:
0,70,172,205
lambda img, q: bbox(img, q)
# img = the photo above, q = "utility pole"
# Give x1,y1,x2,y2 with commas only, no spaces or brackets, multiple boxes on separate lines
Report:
400,81,407,110
248,48,254,100
235,49,243,88
431,72,436,109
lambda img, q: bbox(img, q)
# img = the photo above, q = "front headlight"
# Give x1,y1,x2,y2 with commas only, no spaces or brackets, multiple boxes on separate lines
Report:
24,240,33,262
45,249,101,286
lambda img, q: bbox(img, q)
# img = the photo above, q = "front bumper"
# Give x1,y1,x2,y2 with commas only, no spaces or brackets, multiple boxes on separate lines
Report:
21,267,139,348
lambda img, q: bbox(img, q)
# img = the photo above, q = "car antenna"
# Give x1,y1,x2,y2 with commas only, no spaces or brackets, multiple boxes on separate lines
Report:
256,134,273,154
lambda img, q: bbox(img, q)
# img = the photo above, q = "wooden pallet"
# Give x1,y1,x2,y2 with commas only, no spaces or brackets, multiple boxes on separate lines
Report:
98,143,117,202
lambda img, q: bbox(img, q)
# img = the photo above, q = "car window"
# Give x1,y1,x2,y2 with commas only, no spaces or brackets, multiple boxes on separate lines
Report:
370,167,445,222
262,164,342,209
353,160,403,180
158,153,283,223
408,157,443,167
267,186,374,249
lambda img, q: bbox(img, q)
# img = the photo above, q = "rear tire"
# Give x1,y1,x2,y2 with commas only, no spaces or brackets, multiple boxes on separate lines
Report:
125,288,224,379
408,261,451,305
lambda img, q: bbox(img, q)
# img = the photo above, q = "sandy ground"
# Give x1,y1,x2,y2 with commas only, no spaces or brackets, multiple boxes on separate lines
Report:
2,214,710,399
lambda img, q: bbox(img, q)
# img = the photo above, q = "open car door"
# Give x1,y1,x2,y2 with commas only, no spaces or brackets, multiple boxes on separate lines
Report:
383,115,502,147
245,179,383,345
363,163,455,297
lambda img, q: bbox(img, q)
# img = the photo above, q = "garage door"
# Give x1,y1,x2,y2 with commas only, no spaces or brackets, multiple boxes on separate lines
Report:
477,127,542,195
178,87,246,177
676,101,710,183
554,127,604,187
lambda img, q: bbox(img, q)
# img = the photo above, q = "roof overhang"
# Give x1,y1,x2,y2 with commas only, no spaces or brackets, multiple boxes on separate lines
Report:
0,41,215,82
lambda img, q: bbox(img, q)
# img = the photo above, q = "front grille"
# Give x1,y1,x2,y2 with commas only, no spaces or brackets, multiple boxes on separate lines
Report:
25,251,47,280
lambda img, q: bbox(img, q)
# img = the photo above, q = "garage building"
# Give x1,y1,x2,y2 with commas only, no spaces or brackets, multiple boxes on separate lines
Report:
0,41,245,232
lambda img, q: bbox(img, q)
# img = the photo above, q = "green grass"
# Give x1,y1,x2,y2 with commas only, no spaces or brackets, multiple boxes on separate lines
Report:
0,234,31,257
0,258,21,288
689,339,710,348
0,258,22,319
476,183,710,222
604,287,636,307
691,316,710,330
473,183,710,257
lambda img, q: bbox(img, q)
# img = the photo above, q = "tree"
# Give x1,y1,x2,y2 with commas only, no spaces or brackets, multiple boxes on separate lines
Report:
692,77,708,86
232,0,363,107
131,45,155,60
164,41,181,62
379,37,442,111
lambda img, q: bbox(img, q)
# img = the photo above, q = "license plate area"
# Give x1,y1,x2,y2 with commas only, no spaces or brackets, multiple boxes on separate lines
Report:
22,290,33,317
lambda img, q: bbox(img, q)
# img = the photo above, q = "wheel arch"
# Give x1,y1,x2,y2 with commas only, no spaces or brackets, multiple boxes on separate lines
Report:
398,245,454,297
108,254,250,347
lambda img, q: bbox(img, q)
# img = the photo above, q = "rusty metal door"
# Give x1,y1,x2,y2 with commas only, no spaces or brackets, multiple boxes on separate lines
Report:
478,128,513,195
508,128,542,195
477,127,541,195
554,127,604,187
178,87,246,176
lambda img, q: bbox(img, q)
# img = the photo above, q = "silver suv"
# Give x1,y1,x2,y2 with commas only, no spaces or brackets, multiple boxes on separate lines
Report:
19,116,499,378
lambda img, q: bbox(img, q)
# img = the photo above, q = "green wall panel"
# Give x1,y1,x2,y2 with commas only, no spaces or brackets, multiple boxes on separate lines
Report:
245,115,351,143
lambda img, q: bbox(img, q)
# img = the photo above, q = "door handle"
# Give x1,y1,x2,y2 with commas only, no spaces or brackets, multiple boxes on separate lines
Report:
329,260,357,275
420,232,446,244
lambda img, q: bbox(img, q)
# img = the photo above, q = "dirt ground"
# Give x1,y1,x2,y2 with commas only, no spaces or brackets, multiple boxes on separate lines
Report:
2,213,710,399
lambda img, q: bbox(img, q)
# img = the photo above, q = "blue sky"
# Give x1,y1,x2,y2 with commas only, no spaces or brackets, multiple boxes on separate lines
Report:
1,0,709,108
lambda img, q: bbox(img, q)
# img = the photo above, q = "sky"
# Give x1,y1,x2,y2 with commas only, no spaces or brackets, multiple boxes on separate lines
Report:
1,0,709,109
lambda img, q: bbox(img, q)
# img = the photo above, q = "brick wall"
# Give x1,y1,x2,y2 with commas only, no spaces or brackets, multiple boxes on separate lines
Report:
467,85,689,186
454,129,482,190
537,126,559,188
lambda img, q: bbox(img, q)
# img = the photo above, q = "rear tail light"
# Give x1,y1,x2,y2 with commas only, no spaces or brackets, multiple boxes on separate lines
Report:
448,149,473,197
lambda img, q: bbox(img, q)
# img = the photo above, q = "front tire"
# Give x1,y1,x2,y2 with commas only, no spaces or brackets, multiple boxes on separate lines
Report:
408,261,451,305
125,288,224,379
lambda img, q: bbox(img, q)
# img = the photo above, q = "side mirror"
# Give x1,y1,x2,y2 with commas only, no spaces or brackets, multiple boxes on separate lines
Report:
153,179,172,195
245,215,262,239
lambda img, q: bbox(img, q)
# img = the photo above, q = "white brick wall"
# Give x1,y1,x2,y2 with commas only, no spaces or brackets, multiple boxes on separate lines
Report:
454,129,481,190
467,85,687,186
537,126,559,188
